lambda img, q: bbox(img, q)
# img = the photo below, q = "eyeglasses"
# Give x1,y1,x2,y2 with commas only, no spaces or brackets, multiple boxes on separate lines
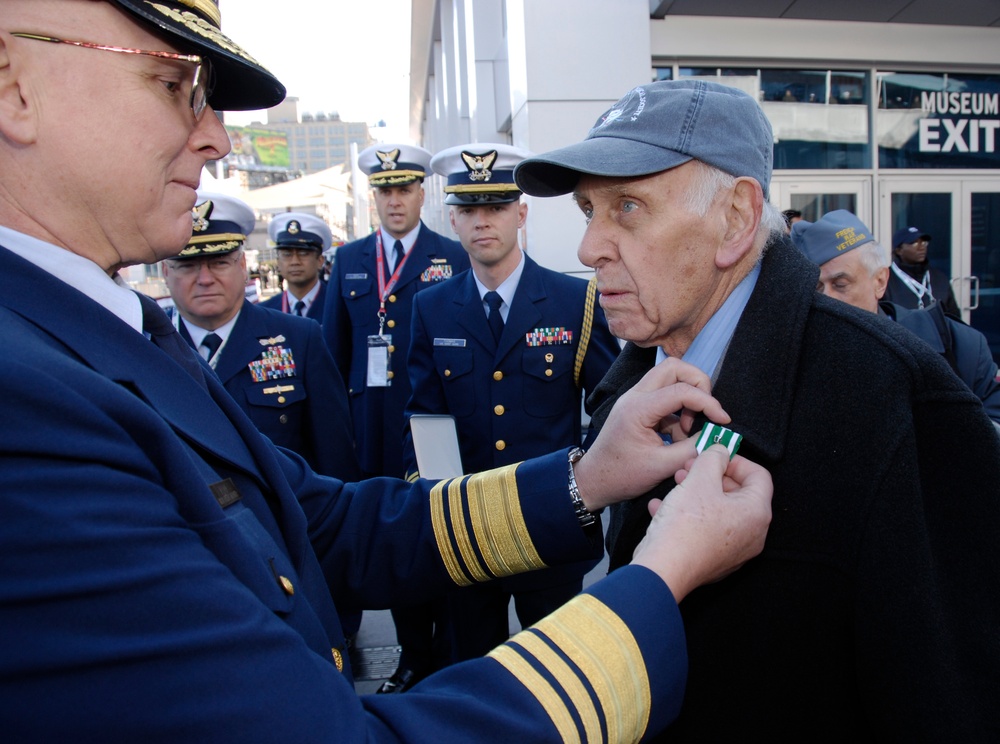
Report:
168,254,242,276
10,32,213,120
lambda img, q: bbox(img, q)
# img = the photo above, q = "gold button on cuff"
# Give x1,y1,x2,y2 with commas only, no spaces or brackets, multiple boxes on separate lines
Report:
279,576,295,596
493,371,503,381
444,369,452,377
388,294,397,303
494,405,505,416
495,440,506,451
331,648,344,672
545,369,553,377
387,320,396,329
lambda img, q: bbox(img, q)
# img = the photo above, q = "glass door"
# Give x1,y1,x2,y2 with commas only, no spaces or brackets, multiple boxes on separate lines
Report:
963,182,1000,362
771,176,871,226
880,177,1000,363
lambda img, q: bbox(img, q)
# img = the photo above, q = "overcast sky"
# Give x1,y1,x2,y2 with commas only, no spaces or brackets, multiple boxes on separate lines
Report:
221,0,412,139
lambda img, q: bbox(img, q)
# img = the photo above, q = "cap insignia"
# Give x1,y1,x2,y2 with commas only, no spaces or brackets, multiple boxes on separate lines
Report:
192,200,214,232
376,149,401,171
287,220,300,235
461,150,498,182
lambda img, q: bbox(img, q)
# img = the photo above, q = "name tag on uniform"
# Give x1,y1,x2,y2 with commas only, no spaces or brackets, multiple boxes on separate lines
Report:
210,478,241,508
433,338,466,347
346,273,368,280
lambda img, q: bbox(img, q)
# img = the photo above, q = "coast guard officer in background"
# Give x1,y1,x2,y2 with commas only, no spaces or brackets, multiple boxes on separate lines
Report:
404,143,622,663
322,143,470,694
260,211,329,322
322,143,469,480
163,192,360,481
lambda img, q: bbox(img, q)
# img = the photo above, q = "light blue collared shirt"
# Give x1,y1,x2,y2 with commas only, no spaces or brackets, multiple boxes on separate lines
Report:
473,249,526,323
655,262,761,381
0,225,143,333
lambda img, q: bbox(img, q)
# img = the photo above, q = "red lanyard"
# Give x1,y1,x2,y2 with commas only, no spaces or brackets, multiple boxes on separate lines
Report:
375,231,410,332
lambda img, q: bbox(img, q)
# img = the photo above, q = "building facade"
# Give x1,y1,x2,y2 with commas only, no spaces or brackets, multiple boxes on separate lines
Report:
410,0,1000,361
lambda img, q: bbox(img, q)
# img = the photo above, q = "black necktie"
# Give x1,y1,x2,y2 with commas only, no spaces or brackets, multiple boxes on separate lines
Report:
293,300,305,316
392,240,404,272
485,291,504,345
136,293,207,389
201,332,223,362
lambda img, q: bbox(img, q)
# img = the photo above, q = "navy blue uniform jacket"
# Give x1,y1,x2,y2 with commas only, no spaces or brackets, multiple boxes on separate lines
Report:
403,253,620,477
179,300,360,480
322,223,469,477
0,243,691,742
259,281,326,322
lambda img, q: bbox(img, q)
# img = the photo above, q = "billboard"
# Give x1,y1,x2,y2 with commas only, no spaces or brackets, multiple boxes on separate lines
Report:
224,126,290,169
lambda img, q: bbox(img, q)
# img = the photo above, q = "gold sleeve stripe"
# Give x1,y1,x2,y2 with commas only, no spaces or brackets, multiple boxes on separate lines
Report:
490,644,584,743
429,478,470,585
467,466,547,578
511,632,602,742
429,465,548,587
489,594,651,744
448,475,492,583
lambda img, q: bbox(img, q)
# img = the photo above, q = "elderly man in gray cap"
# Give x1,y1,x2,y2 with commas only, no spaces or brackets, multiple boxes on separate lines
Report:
516,79,1000,741
792,209,1000,430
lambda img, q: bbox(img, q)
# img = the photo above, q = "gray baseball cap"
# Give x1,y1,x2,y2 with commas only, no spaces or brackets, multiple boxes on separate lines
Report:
791,210,876,267
514,80,774,199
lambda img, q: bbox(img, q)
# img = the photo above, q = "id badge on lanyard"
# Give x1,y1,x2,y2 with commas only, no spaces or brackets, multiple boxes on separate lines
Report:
367,232,407,387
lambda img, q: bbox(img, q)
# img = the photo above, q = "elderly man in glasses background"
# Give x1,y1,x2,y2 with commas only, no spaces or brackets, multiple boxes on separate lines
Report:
162,191,359,482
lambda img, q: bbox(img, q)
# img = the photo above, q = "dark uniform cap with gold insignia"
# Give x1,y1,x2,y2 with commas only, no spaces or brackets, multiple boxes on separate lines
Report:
431,143,533,205
110,0,285,111
174,191,255,259
357,144,432,188
268,212,332,252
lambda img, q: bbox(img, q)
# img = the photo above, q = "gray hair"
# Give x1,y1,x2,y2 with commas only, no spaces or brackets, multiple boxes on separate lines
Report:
855,240,891,277
684,162,786,242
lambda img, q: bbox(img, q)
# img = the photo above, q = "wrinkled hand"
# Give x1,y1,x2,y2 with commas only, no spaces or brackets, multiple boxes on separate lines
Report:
574,358,729,511
630,446,773,602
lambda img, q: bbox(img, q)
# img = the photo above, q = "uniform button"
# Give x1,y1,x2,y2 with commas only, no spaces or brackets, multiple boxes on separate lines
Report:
545,369,553,377
331,647,344,672
350,290,356,297
494,405,505,416
278,575,295,595
444,369,451,377
493,371,503,381
495,440,506,451
388,294,397,303
387,370,395,380
545,353,554,363
279,414,289,424
349,387,354,394
387,320,396,329
277,396,286,404
388,345,395,353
